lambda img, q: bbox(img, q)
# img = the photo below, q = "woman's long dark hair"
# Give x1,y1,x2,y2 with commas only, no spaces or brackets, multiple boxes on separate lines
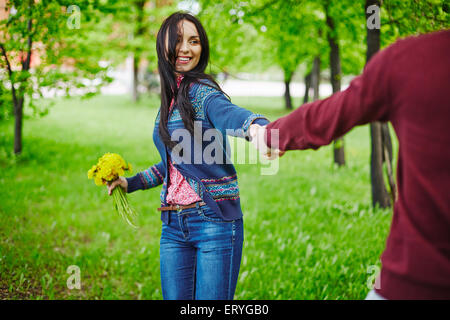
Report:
156,11,224,149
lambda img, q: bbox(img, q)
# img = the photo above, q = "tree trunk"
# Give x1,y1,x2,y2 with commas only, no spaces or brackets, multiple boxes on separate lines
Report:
333,138,345,166
0,43,21,154
132,54,139,102
14,98,24,154
326,6,345,167
311,56,320,101
131,1,146,102
382,123,397,202
284,70,293,110
366,0,392,208
303,71,311,104
370,122,391,208
381,123,393,161
12,12,33,155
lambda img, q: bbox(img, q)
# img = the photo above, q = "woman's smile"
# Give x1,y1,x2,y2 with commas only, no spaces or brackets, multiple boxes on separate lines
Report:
176,56,193,65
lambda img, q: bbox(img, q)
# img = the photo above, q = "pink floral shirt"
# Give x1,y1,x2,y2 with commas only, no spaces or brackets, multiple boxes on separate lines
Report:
166,75,202,205
166,161,202,205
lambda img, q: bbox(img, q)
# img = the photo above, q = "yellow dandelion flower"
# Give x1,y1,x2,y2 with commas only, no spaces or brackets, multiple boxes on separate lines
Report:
94,175,104,186
88,152,137,228
87,165,97,179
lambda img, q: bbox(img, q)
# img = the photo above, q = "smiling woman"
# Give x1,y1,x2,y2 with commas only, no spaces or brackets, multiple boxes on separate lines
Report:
107,11,274,301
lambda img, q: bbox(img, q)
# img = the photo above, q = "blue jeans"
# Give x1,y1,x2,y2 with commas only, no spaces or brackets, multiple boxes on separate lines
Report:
159,203,244,300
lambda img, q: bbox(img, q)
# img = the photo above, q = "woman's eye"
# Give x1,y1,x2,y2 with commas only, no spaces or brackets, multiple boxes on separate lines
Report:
190,40,199,45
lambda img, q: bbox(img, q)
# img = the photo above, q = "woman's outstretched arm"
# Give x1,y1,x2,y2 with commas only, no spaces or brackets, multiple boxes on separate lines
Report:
202,86,270,139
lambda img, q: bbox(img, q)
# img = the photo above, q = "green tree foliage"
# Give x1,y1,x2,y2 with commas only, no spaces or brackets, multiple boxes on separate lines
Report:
1,0,448,156
381,0,449,46
197,0,270,76
244,0,327,109
0,0,113,154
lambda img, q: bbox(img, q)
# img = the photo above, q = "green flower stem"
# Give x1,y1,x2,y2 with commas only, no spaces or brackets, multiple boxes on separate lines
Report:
117,188,132,224
111,186,138,228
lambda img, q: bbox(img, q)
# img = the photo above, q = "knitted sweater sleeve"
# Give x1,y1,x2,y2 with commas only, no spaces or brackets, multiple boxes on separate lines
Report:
201,84,269,139
125,161,165,193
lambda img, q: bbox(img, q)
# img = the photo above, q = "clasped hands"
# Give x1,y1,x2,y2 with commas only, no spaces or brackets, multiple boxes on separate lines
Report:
248,124,285,160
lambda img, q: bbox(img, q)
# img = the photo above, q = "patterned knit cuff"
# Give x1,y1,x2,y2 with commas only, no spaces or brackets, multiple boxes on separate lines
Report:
140,165,164,189
242,114,270,141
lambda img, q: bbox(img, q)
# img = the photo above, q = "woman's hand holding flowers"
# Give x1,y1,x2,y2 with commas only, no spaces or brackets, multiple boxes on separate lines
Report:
107,176,128,195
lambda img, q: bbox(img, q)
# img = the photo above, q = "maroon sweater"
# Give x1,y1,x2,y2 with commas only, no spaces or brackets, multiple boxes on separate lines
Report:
266,30,450,300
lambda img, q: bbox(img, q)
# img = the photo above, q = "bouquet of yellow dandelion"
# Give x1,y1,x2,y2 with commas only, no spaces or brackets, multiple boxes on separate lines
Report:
87,153,138,228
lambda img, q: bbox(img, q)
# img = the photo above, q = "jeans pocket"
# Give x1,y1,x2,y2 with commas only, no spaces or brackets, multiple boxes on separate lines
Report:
198,206,230,223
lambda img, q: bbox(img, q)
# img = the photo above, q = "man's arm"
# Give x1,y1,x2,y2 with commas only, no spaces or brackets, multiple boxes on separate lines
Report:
265,42,396,151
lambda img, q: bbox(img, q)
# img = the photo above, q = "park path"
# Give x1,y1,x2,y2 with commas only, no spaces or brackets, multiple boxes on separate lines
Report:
42,56,348,98
99,56,339,98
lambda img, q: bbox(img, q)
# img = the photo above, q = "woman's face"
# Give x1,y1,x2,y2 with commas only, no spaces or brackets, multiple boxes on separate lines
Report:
170,19,202,73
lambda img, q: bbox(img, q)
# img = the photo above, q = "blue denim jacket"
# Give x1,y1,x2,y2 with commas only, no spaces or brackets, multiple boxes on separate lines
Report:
126,80,269,221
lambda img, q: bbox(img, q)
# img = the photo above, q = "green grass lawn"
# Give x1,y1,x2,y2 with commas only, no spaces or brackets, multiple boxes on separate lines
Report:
0,93,394,300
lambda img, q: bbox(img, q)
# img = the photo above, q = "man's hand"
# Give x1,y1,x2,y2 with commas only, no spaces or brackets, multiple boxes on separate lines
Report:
248,124,285,160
